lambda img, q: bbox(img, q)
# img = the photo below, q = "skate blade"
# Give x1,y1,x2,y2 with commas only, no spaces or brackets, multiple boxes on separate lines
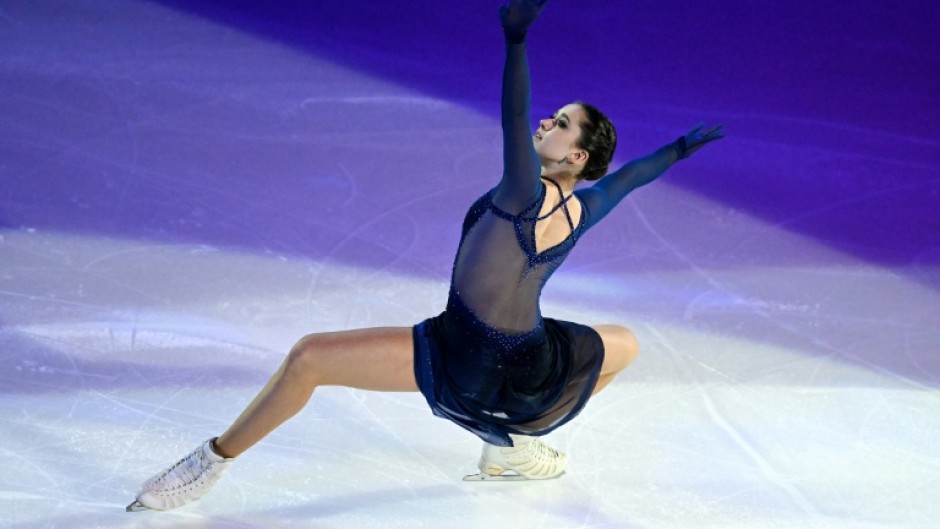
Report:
126,500,151,512
463,470,566,482
463,472,530,481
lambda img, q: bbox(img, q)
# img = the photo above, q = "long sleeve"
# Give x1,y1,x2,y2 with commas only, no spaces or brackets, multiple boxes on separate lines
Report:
575,141,683,229
493,39,542,213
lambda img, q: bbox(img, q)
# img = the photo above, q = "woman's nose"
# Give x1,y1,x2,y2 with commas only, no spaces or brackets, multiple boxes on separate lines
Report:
540,118,554,130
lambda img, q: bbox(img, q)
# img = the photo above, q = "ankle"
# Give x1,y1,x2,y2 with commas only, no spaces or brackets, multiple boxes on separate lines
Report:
210,438,236,459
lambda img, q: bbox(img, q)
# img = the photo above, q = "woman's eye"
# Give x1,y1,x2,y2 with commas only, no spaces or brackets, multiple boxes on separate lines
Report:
559,121,568,128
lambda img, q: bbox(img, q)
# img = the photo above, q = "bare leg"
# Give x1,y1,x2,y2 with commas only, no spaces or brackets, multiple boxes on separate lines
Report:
214,327,417,458
590,324,640,395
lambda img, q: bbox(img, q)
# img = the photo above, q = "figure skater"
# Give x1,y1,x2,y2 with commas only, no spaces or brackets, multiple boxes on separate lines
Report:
128,0,723,511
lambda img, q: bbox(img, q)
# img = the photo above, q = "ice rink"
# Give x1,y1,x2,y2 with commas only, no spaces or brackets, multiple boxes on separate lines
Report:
2,1,939,527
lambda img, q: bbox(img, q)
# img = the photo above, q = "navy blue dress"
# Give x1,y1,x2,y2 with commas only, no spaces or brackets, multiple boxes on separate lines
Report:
413,177,605,447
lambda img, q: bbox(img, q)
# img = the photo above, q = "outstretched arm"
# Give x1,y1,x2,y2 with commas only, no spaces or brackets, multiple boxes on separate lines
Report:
577,124,724,228
493,0,549,212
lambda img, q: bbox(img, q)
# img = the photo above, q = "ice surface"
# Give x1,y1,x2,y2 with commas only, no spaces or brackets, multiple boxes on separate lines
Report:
1,1,938,528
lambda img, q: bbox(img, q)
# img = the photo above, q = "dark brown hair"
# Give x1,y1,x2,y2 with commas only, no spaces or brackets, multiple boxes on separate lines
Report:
575,102,617,181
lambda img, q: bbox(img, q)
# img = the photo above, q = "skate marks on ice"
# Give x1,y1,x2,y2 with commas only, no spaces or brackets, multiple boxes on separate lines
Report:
3,202,940,527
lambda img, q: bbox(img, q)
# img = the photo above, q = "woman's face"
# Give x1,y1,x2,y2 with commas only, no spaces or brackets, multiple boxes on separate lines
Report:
533,103,587,164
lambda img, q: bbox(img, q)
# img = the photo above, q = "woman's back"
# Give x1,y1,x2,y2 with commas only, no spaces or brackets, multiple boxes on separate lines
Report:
450,178,585,336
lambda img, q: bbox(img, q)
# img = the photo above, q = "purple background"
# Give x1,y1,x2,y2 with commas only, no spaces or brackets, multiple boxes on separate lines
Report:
4,0,938,272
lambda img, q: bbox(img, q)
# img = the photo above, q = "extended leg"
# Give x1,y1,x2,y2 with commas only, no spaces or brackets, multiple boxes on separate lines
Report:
129,326,417,511
216,327,417,458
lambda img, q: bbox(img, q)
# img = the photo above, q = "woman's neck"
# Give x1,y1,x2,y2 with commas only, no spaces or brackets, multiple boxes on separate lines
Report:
540,171,578,195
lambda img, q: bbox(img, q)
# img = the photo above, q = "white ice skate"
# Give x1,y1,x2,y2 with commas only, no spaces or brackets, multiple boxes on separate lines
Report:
463,434,567,481
127,438,234,512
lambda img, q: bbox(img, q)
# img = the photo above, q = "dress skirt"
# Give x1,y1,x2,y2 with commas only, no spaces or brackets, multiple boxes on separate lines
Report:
412,297,605,447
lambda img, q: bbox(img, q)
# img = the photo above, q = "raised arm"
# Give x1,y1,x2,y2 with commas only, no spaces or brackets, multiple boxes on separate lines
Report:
492,0,549,212
577,124,724,228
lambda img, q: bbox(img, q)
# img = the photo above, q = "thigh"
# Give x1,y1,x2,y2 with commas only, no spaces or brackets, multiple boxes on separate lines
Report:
592,324,640,377
293,326,418,392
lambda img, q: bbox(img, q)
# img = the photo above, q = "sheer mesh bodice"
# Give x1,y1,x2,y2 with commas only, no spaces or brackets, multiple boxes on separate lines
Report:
412,177,606,446
449,177,586,336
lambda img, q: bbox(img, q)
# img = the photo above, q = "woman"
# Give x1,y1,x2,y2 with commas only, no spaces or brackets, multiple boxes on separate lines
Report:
128,0,723,511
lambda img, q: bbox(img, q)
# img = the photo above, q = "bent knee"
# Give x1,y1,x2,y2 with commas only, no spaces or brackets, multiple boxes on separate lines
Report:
596,324,640,372
611,325,640,365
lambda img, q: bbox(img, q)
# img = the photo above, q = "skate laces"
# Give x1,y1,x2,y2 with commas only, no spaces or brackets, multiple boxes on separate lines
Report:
503,435,566,476
153,446,210,491
525,437,561,462
131,439,235,511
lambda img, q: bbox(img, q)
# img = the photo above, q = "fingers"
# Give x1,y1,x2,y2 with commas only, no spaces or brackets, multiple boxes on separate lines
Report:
687,123,725,143
704,124,725,142
501,0,548,35
682,122,725,158
704,124,724,137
